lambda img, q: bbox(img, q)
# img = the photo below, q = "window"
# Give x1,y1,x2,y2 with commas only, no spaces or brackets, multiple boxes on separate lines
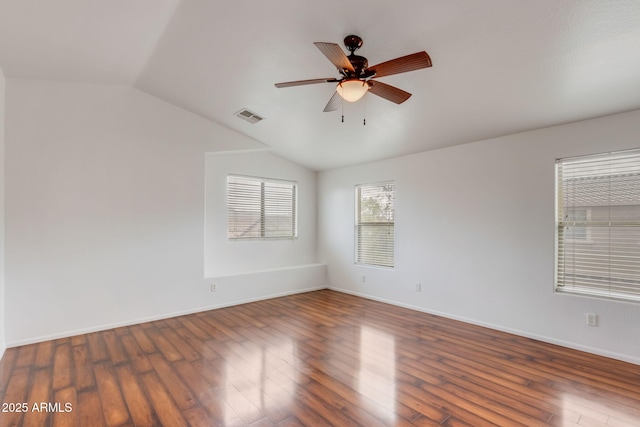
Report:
227,175,297,240
355,182,395,268
555,149,640,302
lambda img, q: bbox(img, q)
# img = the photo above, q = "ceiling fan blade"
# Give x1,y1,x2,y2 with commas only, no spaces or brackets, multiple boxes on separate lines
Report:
368,81,412,104
369,51,432,78
323,91,341,112
275,78,338,88
314,42,355,73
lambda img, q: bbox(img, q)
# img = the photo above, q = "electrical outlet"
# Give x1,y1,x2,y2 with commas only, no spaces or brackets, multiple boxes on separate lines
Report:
211,283,216,292
360,275,366,283
586,313,598,327
415,283,422,292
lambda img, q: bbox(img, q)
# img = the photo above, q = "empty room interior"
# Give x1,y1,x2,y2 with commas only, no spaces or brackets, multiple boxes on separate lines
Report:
1,1,640,426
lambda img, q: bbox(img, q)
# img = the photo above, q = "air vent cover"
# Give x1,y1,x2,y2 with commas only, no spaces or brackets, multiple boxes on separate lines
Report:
234,108,265,124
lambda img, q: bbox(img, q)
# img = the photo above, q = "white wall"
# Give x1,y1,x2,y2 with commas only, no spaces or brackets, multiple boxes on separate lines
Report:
205,151,318,277
0,66,6,359
5,80,325,346
318,109,640,364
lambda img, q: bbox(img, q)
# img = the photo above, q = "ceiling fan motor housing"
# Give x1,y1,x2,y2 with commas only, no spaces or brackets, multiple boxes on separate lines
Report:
344,55,369,77
341,35,374,78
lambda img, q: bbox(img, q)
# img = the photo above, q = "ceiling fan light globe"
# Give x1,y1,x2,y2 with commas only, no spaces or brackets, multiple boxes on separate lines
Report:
336,80,368,102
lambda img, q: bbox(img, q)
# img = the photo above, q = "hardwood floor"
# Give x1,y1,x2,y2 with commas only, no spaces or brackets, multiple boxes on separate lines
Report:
1,290,639,426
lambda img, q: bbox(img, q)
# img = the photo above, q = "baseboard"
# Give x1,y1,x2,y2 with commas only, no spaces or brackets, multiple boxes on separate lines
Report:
6,285,328,348
328,286,640,366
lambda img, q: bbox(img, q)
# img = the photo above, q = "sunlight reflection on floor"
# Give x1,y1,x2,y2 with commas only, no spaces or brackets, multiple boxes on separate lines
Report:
358,325,397,423
223,338,297,425
560,392,640,427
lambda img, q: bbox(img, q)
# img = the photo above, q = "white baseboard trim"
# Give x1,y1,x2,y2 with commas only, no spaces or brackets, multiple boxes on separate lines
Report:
6,285,328,349
328,286,640,366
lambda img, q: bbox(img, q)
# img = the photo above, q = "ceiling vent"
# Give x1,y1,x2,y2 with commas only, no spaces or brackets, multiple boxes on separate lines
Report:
235,108,265,124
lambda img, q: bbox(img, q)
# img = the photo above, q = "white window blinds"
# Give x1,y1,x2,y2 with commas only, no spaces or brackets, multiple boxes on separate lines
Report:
227,175,297,240
355,182,395,268
556,149,640,302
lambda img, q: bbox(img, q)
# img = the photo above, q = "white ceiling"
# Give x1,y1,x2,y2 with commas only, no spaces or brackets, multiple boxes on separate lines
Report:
1,0,640,171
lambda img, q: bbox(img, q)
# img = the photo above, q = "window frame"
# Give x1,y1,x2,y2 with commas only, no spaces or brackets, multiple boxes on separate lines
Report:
354,181,395,269
555,149,640,303
227,174,298,241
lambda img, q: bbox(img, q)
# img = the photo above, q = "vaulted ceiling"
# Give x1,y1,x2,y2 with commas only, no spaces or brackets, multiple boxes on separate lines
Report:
1,0,640,171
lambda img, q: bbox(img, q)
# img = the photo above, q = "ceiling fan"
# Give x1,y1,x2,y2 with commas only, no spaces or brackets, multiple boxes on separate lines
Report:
275,35,432,112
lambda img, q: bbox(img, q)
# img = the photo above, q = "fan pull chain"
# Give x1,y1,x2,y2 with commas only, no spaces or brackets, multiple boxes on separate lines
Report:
341,96,344,123
363,95,366,126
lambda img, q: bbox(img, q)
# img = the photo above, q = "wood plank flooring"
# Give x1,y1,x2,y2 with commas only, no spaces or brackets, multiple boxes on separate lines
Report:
1,290,639,426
